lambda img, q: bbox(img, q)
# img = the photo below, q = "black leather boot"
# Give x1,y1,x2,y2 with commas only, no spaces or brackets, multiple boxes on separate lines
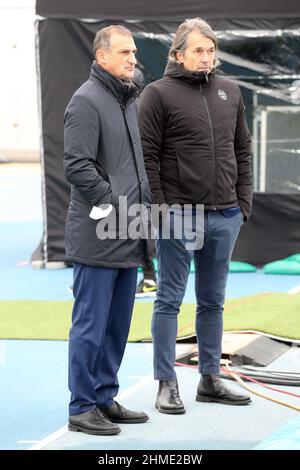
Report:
155,379,185,414
196,374,251,405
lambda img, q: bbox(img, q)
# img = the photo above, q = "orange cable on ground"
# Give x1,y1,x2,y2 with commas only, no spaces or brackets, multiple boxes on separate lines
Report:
220,367,300,398
223,361,300,412
175,360,300,399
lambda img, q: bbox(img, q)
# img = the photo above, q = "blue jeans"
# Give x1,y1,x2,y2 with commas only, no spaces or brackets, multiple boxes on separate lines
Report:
69,263,137,415
152,209,243,380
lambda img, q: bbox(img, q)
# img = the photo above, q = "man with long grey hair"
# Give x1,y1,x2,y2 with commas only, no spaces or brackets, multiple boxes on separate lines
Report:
139,18,253,413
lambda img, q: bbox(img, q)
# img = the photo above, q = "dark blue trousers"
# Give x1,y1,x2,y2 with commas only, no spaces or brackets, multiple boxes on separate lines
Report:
68,263,137,416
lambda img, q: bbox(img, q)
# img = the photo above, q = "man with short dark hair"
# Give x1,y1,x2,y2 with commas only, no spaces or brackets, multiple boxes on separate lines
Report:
139,18,253,414
64,25,150,435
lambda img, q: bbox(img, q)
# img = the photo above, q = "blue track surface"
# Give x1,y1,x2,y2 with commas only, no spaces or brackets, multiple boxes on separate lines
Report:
0,340,153,450
1,164,300,451
1,340,299,451
254,415,300,450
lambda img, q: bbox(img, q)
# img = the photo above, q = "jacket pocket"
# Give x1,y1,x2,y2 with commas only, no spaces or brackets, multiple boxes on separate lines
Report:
107,175,119,209
176,151,212,202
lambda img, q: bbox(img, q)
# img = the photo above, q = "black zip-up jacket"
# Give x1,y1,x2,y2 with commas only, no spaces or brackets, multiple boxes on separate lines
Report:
64,62,152,268
138,62,253,219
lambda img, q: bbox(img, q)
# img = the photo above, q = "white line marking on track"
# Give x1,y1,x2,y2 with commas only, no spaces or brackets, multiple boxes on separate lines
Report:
287,284,300,294
28,374,153,450
29,426,68,450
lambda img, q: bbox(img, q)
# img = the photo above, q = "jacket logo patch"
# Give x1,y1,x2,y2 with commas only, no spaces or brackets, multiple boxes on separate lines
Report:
218,89,228,101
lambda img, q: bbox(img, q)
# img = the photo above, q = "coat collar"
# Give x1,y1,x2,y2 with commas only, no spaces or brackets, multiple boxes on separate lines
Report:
164,61,215,86
90,62,140,108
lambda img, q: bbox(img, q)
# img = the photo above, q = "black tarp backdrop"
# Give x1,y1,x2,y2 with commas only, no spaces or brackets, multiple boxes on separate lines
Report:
36,0,300,28
34,1,300,266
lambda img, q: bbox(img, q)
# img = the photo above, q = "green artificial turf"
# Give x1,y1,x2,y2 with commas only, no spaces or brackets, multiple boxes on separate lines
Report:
0,293,299,341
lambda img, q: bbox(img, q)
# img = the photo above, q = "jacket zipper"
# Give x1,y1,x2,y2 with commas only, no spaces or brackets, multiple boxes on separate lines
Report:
201,85,216,210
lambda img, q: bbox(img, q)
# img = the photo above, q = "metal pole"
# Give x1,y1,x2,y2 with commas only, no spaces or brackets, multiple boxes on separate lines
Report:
252,91,258,191
260,110,267,192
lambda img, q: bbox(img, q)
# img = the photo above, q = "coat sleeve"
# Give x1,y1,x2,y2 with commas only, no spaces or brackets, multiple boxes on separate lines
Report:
138,85,166,205
63,93,112,206
234,93,253,220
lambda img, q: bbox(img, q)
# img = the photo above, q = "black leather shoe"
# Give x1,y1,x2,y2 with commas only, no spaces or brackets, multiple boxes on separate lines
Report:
196,374,251,405
68,408,121,435
98,401,149,424
155,380,185,414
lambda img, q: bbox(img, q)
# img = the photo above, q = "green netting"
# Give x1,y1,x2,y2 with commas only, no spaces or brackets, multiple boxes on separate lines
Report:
140,259,256,273
263,255,300,275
